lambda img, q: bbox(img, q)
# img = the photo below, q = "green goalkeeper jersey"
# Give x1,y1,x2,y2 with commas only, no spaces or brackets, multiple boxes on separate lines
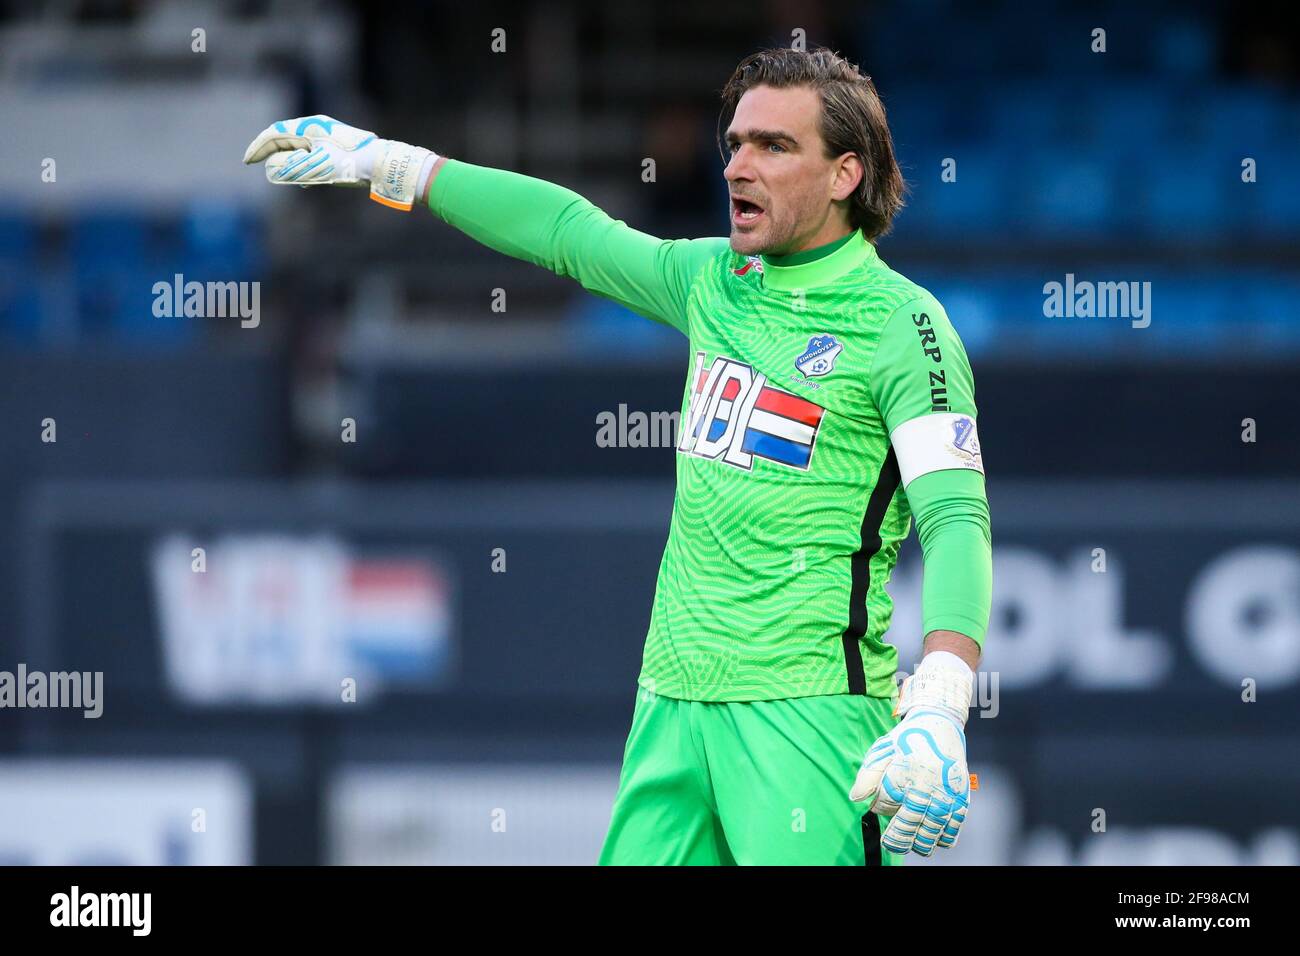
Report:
428,160,991,702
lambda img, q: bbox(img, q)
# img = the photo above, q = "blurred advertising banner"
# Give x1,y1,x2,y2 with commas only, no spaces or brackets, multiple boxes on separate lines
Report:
20,479,1299,704
16,479,1298,864
888,481,1300,696
328,764,619,866
150,534,454,706
324,762,1298,866
888,542,1300,694
0,760,251,865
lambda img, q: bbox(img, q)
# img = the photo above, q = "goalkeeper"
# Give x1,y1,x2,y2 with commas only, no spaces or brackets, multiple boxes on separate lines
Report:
244,46,992,866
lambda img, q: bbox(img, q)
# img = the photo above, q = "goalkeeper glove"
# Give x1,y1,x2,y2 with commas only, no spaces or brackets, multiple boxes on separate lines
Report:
850,650,973,856
242,115,436,211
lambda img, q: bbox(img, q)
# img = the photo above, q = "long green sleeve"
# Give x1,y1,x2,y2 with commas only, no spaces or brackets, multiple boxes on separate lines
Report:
869,291,992,647
426,159,728,333
905,469,993,646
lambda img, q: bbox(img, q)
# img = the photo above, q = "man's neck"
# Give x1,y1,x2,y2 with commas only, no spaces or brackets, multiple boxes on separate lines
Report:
763,228,857,267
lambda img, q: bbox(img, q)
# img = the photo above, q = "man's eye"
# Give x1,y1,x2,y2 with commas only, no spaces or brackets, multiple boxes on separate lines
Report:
767,142,785,153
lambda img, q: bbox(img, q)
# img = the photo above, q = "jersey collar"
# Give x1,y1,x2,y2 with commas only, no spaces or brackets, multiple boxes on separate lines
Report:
759,229,877,292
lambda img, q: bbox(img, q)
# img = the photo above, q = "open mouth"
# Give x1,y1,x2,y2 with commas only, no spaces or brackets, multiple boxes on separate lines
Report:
731,196,766,225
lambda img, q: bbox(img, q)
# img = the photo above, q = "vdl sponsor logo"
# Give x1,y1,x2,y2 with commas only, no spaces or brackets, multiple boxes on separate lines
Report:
679,352,827,472
50,886,151,937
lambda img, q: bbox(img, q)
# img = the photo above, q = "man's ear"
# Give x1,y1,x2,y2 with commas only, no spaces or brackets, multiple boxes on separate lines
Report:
832,153,865,202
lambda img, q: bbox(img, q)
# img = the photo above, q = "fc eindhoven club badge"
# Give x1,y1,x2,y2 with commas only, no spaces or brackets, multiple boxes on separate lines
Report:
950,415,982,466
794,334,843,378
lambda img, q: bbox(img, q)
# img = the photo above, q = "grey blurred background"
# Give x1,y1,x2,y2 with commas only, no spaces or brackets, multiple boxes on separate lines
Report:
0,0,1297,865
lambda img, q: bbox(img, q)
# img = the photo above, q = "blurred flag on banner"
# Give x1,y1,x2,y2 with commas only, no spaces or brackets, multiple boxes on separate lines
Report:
150,534,454,706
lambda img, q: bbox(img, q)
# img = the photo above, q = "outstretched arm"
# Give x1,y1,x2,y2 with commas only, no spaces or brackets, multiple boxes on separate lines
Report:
420,156,727,333
244,116,728,333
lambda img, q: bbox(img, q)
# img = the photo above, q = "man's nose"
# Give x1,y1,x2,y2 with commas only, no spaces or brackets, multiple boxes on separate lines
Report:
724,145,754,181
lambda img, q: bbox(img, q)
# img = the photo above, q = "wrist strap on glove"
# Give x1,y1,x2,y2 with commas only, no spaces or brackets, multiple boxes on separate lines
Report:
370,141,436,211
895,650,974,726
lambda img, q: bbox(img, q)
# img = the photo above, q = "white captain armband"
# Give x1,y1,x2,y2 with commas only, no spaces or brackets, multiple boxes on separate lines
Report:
889,412,984,488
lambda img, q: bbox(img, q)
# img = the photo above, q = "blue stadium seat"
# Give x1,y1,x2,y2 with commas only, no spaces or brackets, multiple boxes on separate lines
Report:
69,211,150,268
567,295,680,359
0,213,41,341
882,86,953,153
0,267,43,343
986,85,1062,150
1233,275,1300,347
1020,150,1119,236
0,213,37,258
181,202,262,280
66,210,210,345
1078,84,1175,153
1154,18,1214,77
1248,147,1300,235
903,147,1016,234
1138,149,1226,237
1203,86,1285,151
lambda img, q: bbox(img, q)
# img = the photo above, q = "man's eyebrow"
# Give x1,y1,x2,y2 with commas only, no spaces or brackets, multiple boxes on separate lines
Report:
725,127,800,146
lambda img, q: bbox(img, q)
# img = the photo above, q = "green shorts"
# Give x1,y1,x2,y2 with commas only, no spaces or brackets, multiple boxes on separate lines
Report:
599,689,903,866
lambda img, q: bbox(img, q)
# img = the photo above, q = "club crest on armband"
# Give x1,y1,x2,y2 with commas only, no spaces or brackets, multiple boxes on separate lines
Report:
950,416,982,464
794,333,843,378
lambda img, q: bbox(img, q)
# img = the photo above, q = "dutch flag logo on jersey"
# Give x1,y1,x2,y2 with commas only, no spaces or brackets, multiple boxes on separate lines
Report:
678,352,826,471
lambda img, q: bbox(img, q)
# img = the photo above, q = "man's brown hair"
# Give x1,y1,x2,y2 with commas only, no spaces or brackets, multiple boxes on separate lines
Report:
719,47,906,240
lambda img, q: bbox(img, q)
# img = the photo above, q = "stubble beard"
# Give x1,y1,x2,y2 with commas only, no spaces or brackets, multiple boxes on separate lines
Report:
729,209,796,257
